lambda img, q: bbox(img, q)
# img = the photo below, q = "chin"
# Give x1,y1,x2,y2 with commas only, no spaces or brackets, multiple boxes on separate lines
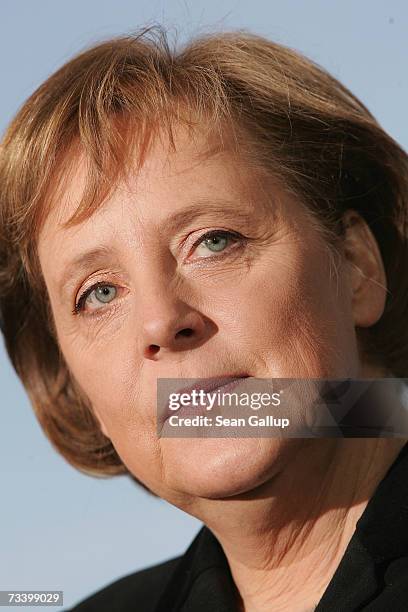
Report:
159,437,303,499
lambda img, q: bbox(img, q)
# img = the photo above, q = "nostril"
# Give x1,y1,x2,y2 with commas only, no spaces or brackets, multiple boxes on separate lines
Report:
176,328,194,338
149,344,160,354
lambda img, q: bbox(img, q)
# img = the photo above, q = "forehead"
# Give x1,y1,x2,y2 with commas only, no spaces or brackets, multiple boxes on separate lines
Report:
38,122,268,250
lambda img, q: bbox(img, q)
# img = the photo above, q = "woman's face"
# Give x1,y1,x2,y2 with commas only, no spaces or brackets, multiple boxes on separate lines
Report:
38,124,366,511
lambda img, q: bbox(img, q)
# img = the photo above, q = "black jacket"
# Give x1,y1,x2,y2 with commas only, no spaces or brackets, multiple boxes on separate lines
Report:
69,442,408,611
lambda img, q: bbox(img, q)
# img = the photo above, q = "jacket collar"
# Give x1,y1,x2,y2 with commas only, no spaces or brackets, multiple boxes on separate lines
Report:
317,440,408,609
353,440,408,563
154,522,239,611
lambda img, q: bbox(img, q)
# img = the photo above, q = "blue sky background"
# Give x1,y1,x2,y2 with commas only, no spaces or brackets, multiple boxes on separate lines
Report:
1,1,407,610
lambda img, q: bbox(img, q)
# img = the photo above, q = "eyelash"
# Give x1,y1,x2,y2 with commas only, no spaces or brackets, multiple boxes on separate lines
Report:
72,229,246,317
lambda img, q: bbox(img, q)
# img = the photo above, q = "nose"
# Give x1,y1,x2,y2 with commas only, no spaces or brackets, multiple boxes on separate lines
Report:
139,287,211,360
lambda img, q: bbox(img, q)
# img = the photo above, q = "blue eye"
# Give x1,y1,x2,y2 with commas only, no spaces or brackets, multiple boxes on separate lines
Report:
200,234,228,252
192,230,242,258
72,283,117,316
94,285,117,303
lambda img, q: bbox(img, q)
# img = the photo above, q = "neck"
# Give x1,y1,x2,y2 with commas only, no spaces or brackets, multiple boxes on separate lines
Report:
200,439,405,612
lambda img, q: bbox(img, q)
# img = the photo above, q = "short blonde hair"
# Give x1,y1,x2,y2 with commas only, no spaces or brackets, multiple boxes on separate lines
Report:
1,25,407,478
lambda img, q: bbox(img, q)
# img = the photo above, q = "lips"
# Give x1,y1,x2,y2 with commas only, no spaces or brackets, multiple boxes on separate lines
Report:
175,374,250,398
159,374,250,426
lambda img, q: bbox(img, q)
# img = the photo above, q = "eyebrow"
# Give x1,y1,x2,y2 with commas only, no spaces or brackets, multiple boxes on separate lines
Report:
59,245,119,291
162,198,256,232
56,198,258,295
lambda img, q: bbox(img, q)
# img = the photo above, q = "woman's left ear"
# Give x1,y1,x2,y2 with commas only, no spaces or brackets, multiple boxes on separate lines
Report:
341,209,387,328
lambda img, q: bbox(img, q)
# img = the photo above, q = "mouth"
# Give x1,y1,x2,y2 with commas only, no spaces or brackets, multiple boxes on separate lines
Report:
177,373,250,397
158,374,251,427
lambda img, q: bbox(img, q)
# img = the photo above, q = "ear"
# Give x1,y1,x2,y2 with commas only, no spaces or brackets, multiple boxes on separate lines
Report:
342,210,387,328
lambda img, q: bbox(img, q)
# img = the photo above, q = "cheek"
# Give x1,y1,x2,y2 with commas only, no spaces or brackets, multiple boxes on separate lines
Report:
62,341,146,430
213,242,358,377
65,348,164,489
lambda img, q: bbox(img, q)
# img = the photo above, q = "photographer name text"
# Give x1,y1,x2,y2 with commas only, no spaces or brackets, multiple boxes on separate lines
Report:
167,415,290,428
